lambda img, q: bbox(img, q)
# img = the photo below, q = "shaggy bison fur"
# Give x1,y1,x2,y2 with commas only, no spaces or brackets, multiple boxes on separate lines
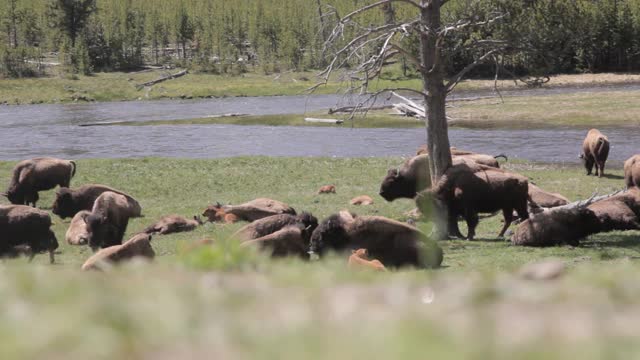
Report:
580,129,610,177
348,248,387,271
85,191,136,250
203,198,296,223
624,154,640,189
52,184,141,219
3,157,76,207
66,210,91,245
81,233,154,271
0,205,59,263
143,215,203,235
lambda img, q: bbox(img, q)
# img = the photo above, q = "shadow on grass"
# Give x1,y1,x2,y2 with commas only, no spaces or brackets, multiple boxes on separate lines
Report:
600,173,625,180
582,233,640,250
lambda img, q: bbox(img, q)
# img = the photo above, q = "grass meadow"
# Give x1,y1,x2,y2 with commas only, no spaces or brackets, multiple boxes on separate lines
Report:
1,157,640,358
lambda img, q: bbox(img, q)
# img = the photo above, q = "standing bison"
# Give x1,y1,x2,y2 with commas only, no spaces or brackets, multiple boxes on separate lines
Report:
580,129,609,177
624,155,640,189
52,184,141,219
2,157,76,207
85,191,138,250
0,205,59,263
416,163,529,240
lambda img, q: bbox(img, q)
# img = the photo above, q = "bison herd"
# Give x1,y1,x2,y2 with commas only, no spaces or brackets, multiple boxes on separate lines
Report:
1,128,638,270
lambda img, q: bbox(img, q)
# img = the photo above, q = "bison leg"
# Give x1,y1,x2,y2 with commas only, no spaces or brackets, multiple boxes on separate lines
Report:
598,161,605,178
447,211,465,239
49,250,55,264
464,210,479,241
584,157,594,175
498,209,514,238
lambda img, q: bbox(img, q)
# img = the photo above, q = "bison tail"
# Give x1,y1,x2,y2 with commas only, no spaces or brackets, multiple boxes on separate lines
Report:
69,160,77,178
494,154,508,162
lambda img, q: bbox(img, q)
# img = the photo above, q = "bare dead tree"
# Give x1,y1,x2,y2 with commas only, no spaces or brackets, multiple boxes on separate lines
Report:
311,0,506,237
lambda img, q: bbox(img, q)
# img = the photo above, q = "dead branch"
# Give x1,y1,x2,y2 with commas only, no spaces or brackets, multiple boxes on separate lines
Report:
137,70,188,89
445,49,500,93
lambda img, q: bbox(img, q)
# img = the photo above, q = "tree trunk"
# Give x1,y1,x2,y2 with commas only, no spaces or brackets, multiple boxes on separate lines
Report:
420,0,452,238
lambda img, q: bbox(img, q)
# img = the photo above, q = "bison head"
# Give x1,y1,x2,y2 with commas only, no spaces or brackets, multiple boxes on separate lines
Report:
85,214,116,251
308,213,352,256
379,168,417,201
2,186,25,205
202,203,226,222
52,188,74,219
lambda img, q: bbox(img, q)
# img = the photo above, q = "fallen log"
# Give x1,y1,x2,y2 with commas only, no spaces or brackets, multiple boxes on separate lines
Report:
137,70,188,89
205,113,249,118
304,117,344,124
328,104,394,114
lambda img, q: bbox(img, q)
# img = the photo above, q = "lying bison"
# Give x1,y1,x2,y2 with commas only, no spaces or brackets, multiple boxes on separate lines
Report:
2,157,76,207
416,163,529,240
0,205,59,263
348,248,387,271
528,183,570,209
203,198,296,223
82,233,154,271
624,155,640,189
85,191,137,250
379,152,506,202
66,210,91,245
308,211,443,268
580,129,610,177
512,189,635,247
142,215,203,235
52,184,141,219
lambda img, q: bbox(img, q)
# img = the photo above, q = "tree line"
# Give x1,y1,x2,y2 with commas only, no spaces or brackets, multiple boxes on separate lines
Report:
1,0,640,79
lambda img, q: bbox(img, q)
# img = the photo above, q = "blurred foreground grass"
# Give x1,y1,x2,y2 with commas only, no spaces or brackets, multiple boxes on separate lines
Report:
1,157,639,359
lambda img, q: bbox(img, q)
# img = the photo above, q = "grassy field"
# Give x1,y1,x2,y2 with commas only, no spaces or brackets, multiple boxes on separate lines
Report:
1,157,640,358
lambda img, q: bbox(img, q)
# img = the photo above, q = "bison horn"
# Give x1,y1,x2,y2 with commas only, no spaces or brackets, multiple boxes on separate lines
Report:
215,201,222,207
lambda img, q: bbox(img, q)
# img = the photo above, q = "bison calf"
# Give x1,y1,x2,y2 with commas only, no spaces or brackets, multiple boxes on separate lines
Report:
3,157,76,207
317,185,336,194
143,215,203,235
66,210,91,245
0,205,59,263
203,198,296,223
348,248,387,271
82,233,154,271
580,129,610,177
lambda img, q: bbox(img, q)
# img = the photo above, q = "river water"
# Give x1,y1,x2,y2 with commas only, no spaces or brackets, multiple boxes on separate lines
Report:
1,87,639,162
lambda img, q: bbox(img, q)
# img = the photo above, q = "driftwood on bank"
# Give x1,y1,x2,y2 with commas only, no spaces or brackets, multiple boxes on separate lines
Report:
328,104,394,114
137,70,188,89
304,117,344,124
205,113,249,118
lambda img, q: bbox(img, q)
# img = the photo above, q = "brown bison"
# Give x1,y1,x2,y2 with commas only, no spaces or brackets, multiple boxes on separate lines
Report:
379,152,506,202
580,129,610,177
416,163,529,240
2,157,76,207
350,195,374,206
52,184,141,219
317,185,336,194
348,248,387,271
81,233,154,271
0,205,59,263
203,198,296,223
308,211,443,268
66,210,91,245
85,191,137,250
512,189,637,247
142,215,203,235
233,212,317,258
528,184,570,209
624,155,640,189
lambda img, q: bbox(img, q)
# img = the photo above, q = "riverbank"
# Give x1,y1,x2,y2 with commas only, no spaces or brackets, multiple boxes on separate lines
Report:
0,157,639,358
2,70,640,105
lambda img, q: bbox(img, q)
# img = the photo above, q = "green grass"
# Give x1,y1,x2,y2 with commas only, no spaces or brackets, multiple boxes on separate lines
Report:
1,157,640,358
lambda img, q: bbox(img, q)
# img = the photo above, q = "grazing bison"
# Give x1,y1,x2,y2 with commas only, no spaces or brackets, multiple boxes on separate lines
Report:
203,198,296,223
66,210,91,245
2,157,76,207
379,152,505,202
52,184,141,219
580,129,610,177
85,191,136,250
0,205,59,263
348,248,387,271
511,190,636,247
233,212,318,243
416,163,529,240
308,211,443,268
81,233,154,271
142,215,203,235
528,184,570,209
317,185,336,194
350,195,374,206
624,155,640,189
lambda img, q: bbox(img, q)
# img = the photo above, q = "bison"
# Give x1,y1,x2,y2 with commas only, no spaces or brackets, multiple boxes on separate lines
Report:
416,162,529,240
528,183,570,209
308,211,443,268
240,224,311,259
0,205,59,263
81,233,155,271
142,215,203,235
580,129,610,177
66,210,91,245
85,191,137,250
203,198,296,223
317,185,336,194
52,184,141,219
624,154,640,189
350,195,374,206
511,190,636,247
348,248,387,271
2,157,76,207
379,152,506,202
